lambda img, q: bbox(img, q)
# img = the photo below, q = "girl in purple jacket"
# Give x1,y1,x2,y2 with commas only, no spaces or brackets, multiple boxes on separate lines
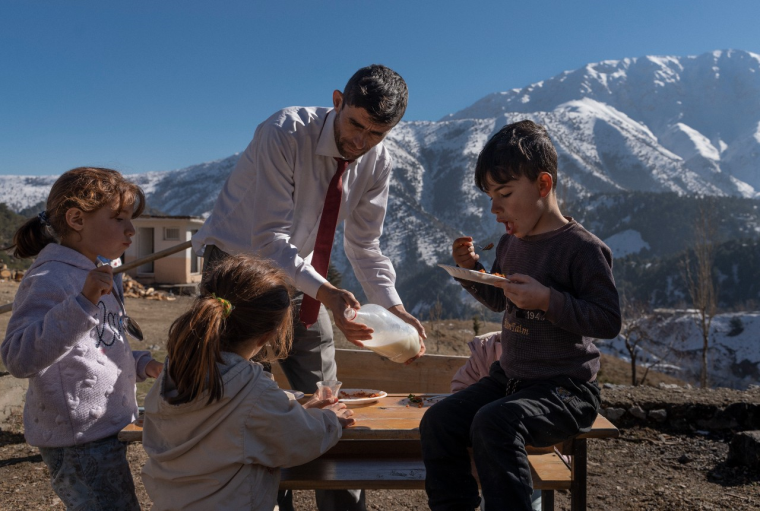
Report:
2,167,162,510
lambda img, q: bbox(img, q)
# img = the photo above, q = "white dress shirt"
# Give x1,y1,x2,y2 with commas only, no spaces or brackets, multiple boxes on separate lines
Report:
192,106,401,308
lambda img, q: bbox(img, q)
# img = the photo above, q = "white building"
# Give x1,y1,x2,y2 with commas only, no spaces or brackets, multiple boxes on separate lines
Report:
123,215,205,285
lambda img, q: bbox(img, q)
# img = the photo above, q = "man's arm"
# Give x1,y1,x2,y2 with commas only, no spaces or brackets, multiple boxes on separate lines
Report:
245,121,330,299
342,157,426,359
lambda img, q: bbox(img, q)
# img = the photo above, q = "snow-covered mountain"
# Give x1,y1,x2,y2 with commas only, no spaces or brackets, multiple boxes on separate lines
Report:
596,310,760,390
2,49,760,308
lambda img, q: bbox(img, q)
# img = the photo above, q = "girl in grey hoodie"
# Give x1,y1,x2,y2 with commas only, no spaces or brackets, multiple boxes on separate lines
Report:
2,167,163,511
142,253,355,511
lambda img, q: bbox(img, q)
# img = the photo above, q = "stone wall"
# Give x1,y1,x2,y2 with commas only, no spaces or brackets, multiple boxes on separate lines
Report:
600,382,760,433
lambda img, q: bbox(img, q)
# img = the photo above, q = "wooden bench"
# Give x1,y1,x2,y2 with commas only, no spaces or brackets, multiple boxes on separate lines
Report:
278,415,618,511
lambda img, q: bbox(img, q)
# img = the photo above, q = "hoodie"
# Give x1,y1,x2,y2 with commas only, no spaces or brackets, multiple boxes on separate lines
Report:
1,243,153,447
141,352,342,511
450,332,502,392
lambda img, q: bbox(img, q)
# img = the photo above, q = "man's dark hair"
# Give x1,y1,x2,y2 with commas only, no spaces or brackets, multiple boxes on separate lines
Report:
342,64,408,125
474,120,558,192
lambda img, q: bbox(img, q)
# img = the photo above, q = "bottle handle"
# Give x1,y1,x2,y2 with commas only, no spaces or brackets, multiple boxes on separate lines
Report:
344,308,358,321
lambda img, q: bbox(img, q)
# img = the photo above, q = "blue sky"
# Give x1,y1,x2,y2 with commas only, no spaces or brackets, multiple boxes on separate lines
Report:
2,0,759,176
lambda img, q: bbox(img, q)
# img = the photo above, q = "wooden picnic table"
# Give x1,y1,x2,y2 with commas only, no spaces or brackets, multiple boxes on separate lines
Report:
119,391,618,511
118,393,437,443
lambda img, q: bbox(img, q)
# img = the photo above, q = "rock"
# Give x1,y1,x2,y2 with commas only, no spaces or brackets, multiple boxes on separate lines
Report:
658,383,680,389
649,409,667,422
0,373,28,426
603,383,615,389
629,406,647,419
677,454,692,464
727,431,760,468
602,407,626,421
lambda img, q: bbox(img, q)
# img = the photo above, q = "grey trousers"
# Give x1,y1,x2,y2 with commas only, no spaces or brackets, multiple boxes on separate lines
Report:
203,246,366,511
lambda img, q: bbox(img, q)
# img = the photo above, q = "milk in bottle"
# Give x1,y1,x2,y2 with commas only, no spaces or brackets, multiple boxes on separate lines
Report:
343,304,421,363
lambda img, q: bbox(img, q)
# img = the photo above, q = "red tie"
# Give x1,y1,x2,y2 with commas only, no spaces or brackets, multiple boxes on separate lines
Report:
300,158,352,328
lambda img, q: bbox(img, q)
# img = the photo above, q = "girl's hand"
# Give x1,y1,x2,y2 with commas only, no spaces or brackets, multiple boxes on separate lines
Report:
452,236,479,270
324,401,356,428
303,395,339,409
82,265,114,305
145,359,163,379
302,395,356,428
495,273,551,312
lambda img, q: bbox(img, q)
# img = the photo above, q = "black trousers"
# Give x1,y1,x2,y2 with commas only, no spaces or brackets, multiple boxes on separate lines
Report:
420,362,600,511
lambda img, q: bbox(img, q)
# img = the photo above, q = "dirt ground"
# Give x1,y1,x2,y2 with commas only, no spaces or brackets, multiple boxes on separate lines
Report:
1,279,758,510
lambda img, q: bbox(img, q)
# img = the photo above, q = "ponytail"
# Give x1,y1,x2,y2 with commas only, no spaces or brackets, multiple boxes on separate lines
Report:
11,214,57,258
166,297,229,405
165,254,294,405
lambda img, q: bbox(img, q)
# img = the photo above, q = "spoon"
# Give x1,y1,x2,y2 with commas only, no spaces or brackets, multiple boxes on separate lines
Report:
96,255,145,341
478,242,494,251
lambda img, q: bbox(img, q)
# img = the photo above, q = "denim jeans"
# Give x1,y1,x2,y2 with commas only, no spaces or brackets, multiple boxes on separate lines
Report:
38,435,140,511
420,362,600,511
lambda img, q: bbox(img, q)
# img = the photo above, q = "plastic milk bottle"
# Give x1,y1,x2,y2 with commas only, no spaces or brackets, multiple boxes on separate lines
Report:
343,304,421,363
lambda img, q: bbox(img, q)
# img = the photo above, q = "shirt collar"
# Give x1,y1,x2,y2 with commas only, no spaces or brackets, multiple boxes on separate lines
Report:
316,109,343,159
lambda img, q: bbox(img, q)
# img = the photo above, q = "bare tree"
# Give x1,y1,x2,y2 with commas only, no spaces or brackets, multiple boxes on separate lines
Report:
619,295,654,386
680,198,718,389
428,296,444,339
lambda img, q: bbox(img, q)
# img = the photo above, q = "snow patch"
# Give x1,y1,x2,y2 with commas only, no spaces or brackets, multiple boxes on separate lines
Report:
603,229,650,258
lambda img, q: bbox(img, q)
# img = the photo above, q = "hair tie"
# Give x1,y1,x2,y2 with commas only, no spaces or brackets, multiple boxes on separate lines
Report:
211,293,234,318
38,211,51,226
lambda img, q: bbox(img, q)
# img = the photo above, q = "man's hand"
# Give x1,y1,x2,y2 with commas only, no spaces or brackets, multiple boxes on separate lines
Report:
387,304,427,365
145,359,164,379
452,236,479,270
81,265,114,305
315,283,372,347
495,274,551,312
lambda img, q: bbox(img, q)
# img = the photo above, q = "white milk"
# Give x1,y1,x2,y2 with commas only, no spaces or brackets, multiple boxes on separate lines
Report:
344,304,421,363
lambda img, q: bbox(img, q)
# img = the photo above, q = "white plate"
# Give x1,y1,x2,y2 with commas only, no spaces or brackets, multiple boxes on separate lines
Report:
338,389,387,405
437,264,510,286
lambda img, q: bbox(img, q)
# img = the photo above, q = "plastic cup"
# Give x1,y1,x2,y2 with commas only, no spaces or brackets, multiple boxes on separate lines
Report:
316,380,342,400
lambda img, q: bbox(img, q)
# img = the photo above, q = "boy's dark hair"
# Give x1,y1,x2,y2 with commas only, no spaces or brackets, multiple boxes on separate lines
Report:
474,120,558,192
342,64,408,125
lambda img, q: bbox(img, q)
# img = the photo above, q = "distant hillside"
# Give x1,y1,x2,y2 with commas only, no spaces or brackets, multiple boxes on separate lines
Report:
613,237,760,309
569,192,760,259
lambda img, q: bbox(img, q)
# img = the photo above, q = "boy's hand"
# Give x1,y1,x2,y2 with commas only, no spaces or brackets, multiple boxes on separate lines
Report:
145,359,163,379
452,236,479,269
496,274,551,312
81,265,114,305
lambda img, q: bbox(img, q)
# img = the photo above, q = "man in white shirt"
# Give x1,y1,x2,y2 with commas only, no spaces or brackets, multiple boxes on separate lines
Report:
192,65,426,511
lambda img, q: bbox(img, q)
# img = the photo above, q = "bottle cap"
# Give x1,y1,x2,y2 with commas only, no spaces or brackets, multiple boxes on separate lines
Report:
344,308,358,321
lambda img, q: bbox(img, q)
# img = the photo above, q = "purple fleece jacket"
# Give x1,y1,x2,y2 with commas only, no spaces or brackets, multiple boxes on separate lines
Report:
1,243,153,448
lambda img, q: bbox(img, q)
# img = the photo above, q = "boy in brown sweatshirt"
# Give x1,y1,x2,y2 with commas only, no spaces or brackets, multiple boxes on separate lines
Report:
421,120,621,511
